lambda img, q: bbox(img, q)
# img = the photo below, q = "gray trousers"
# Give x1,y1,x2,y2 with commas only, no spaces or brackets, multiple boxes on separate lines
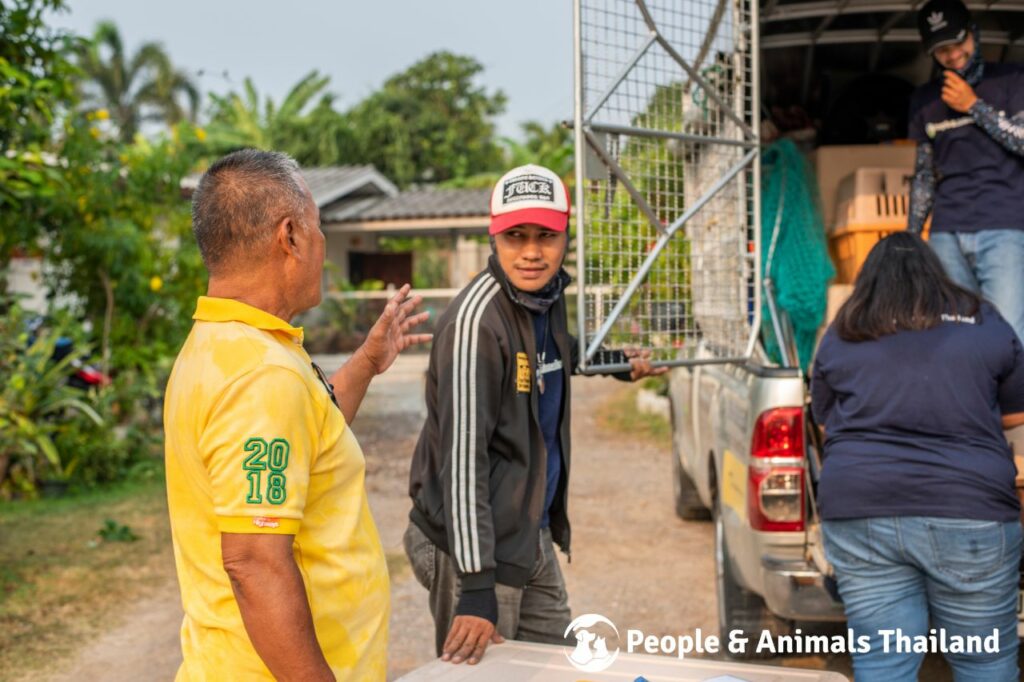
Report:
403,521,572,656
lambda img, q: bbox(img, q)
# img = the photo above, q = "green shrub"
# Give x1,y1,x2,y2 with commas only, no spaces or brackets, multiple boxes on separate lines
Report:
640,375,669,396
0,302,104,497
97,518,139,542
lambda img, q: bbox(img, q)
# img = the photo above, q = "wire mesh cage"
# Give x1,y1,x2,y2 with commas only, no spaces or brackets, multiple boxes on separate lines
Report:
573,0,761,371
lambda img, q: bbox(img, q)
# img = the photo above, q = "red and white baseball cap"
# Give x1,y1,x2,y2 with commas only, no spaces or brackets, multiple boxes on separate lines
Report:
489,164,570,235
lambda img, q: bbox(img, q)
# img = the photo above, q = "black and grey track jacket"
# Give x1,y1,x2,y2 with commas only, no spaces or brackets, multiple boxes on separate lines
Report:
408,257,627,593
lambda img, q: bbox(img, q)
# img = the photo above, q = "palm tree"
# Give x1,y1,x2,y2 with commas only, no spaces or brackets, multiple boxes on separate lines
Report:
205,70,356,166
503,121,574,180
76,20,199,142
205,77,274,150
443,121,574,189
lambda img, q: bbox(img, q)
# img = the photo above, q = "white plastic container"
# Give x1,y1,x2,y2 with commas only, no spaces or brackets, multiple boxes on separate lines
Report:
832,167,912,233
395,640,849,682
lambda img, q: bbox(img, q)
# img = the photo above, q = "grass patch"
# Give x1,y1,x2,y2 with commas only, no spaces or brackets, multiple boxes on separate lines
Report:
0,476,174,680
597,384,671,444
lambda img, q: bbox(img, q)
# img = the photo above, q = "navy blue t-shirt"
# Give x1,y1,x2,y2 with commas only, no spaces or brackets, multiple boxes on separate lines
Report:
811,303,1024,522
532,311,564,529
908,63,1024,233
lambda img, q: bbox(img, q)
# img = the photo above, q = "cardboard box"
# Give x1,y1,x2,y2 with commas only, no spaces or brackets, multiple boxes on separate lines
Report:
825,284,854,325
829,226,905,284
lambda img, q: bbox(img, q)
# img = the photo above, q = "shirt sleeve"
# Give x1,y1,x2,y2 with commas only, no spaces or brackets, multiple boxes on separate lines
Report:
198,365,322,535
907,142,935,235
569,333,580,373
998,332,1024,415
433,319,504,590
567,337,633,380
907,90,928,144
970,100,1024,157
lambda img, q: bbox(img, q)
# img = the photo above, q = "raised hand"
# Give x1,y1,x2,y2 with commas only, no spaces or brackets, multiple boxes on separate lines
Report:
359,284,432,375
941,71,978,114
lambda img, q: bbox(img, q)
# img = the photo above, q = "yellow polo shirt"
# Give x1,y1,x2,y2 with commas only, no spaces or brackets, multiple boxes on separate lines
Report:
164,296,388,681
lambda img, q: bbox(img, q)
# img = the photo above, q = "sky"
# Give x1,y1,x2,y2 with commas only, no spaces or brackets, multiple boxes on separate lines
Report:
48,0,575,140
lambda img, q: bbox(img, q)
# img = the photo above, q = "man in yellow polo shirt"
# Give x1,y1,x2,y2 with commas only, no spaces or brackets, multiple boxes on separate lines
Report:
164,149,430,681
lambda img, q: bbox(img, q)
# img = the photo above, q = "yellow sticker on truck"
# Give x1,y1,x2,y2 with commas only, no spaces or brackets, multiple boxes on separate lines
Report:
720,449,747,521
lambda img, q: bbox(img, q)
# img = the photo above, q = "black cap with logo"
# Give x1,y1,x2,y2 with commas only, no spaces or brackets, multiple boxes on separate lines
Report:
917,0,972,53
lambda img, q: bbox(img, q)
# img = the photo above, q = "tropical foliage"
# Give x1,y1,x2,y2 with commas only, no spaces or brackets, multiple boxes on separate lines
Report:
0,0,78,270
347,51,508,186
1,4,207,497
443,120,574,190
206,54,511,185
75,20,199,142
0,304,103,495
580,81,691,353
1,6,583,497
503,121,574,179
205,70,358,166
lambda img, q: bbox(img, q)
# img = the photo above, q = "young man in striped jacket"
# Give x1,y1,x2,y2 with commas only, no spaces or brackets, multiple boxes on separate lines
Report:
404,164,665,665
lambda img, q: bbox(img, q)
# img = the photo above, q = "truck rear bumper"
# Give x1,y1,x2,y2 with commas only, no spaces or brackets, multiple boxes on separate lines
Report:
761,557,847,622
762,558,1024,637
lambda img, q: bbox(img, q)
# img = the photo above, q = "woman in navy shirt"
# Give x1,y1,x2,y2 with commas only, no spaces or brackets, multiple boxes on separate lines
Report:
812,232,1024,682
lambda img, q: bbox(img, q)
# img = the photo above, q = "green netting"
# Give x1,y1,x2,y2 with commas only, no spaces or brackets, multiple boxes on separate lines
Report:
760,140,834,371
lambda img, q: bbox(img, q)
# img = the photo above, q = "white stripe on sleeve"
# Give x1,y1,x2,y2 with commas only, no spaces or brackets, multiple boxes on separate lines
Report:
449,274,495,572
466,282,501,571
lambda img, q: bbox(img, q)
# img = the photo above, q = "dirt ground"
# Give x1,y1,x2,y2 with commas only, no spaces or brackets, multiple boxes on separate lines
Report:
36,376,716,681
35,375,1015,681
377,376,721,678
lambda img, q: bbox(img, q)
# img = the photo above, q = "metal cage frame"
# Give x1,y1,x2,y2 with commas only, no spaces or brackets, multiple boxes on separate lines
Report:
573,0,762,372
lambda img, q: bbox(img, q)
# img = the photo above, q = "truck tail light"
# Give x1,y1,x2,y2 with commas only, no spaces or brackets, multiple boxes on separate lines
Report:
748,407,805,532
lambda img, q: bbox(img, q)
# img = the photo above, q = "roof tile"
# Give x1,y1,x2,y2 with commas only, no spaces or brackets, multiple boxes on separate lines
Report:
341,187,491,222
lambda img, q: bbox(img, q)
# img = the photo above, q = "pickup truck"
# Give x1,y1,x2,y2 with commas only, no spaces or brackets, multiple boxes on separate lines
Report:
568,0,1024,663
669,340,1024,657
667,346,846,659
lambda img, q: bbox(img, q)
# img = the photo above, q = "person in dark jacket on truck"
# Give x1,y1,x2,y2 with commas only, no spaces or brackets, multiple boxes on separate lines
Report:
812,232,1024,682
908,0,1024,342
403,164,665,665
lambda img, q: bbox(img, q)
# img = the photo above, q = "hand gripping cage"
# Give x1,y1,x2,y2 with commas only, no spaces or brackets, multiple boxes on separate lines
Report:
572,0,761,372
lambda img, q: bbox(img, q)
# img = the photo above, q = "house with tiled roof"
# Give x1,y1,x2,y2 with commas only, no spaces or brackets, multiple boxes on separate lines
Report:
323,186,492,289
182,165,492,290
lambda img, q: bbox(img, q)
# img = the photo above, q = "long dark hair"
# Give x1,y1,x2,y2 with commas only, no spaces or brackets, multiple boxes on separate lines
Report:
833,232,981,342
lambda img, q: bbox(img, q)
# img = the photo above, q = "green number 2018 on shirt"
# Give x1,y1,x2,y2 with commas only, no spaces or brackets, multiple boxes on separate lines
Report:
243,437,290,504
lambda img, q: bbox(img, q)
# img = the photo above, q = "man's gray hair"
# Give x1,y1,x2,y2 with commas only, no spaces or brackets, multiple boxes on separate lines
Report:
191,149,310,273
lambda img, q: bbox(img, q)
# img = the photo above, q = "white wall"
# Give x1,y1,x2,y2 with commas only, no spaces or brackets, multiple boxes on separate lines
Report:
450,236,490,288
324,232,380,288
6,257,47,312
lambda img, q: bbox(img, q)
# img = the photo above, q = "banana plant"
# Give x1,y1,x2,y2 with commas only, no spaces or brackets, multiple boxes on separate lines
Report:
0,306,104,493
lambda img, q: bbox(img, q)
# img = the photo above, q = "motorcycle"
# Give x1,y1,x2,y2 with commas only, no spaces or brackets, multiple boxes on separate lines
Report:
25,316,111,390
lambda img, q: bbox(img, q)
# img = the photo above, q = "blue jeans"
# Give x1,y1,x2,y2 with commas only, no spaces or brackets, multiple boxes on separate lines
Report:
929,230,1024,342
822,517,1022,682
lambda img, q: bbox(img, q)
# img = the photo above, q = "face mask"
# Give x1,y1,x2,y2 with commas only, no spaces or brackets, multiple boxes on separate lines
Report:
488,236,572,314
957,26,984,86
